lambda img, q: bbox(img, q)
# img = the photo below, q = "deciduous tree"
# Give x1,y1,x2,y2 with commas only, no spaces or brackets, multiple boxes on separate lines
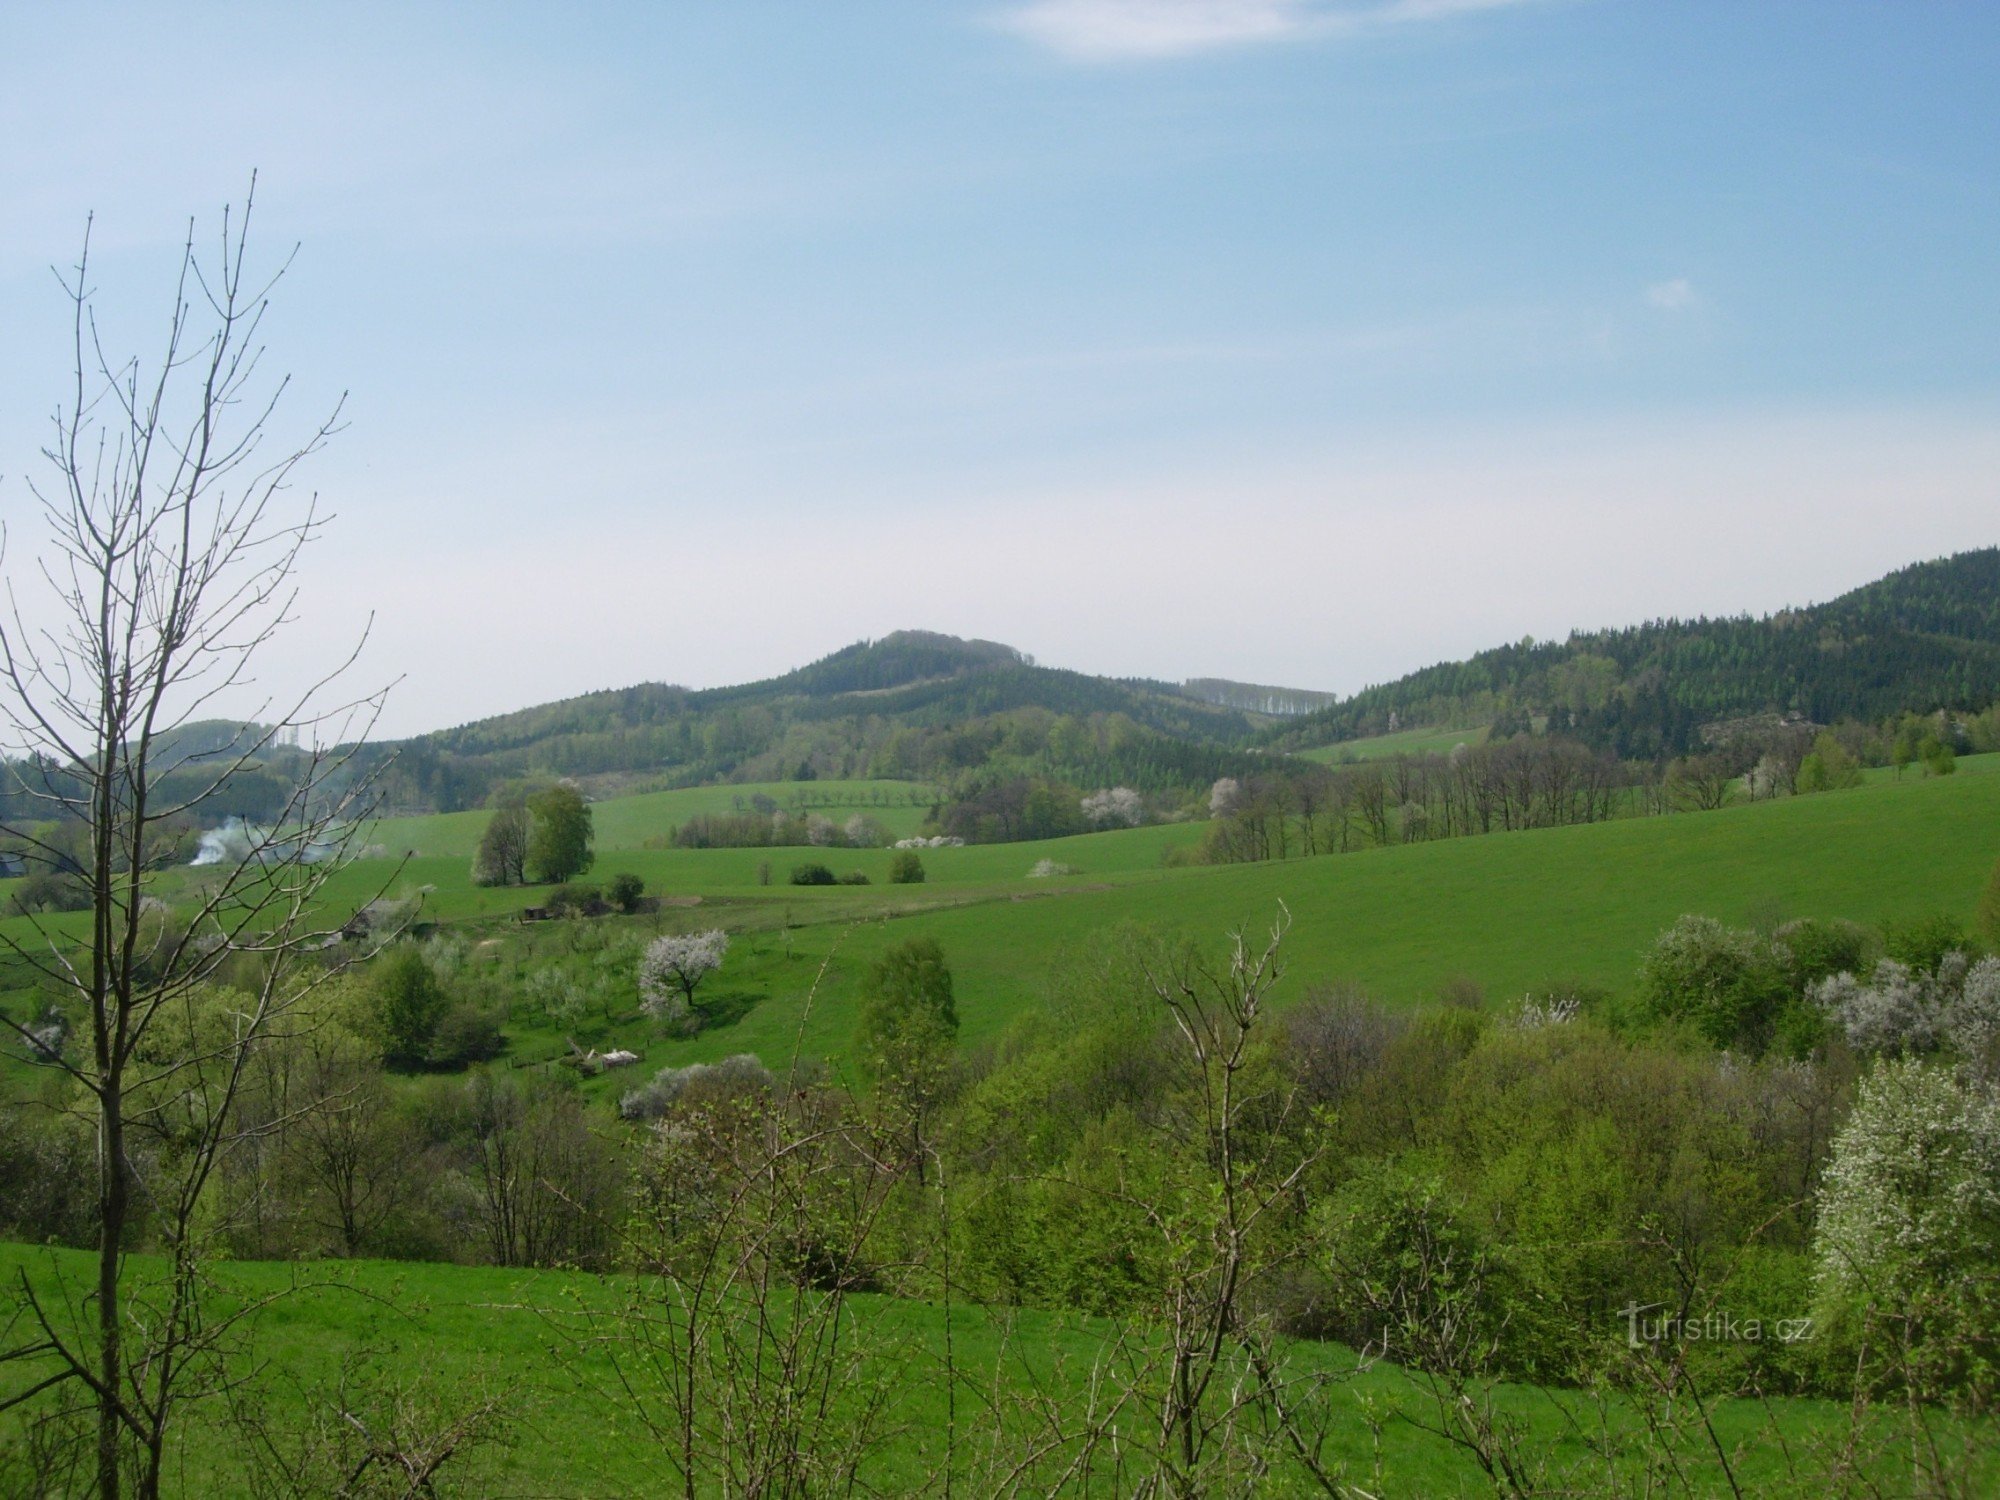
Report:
0,186,385,1499
526,782,593,883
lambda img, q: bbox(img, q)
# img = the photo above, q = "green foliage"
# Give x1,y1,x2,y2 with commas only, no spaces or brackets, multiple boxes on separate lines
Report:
1922,735,1959,777
606,871,646,912
428,1002,505,1067
837,869,871,886
369,946,451,1068
1267,547,2000,762
856,939,958,1091
527,783,594,883
471,800,530,886
1980,855,2000,949
6,869,89,915
888,850,925,884
789,862,835,886
1798,731,1863,793
1772,917,1876,990
1881,912,1979,972
1316,1160,1516,1369
542,882,604,918
1633,915,1792,1051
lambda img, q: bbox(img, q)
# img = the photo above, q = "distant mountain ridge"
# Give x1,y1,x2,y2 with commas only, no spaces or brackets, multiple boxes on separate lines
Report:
365,630,1283,812
351,550,1999,811
1261,548,2000,760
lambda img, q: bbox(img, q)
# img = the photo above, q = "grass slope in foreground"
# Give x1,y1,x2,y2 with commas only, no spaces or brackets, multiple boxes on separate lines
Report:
0,1244,1982,1497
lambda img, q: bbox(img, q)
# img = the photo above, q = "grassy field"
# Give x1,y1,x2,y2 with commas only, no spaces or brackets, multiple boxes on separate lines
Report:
580,755,2000,1072
5,760,1995,1093
6,767,1998,1492
1294,723,1491,763
0,1243,1980,1497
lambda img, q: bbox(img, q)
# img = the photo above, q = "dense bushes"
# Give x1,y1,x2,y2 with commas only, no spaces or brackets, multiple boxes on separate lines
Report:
10,896,1993,1420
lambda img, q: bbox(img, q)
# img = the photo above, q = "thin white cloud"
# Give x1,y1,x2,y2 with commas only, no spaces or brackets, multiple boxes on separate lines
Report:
994,0,1546,62
1645,277,1700,312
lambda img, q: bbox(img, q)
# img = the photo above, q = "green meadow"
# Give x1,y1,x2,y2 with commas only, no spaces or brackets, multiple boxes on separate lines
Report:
6,760,1994,1088
1294,723,1492,762
0,1242,1978,1498
505,754,2000,1074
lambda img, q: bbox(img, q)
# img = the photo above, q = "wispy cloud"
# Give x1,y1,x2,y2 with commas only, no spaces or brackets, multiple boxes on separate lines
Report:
994,0,1546,62
1645,277,1700,312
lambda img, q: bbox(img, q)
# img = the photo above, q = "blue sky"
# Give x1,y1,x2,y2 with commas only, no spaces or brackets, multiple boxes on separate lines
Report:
3,1,1997,737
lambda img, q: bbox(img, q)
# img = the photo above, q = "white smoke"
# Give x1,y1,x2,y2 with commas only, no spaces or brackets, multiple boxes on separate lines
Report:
190,817,336,867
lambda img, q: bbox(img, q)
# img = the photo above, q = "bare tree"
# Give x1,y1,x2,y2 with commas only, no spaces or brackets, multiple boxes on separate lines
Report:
0,185,388,1499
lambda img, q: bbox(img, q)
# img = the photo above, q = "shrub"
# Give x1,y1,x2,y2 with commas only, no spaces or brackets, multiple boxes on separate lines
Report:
1882,913,1978,972
837,870,871,886
1315,1162,1519,1372
1080,786,1144,828
843,813,890,848
543,882,606,918
1634,915,1789,1052
1813,951,2000,1061
789,862,836,886
620,1053,774,1120
427,1003,505,1067
888,850,925,884
1813,1058,2000,1392
607,871,646,913
1772,917,1876,992
1796,731,1863,793
9,869,91,915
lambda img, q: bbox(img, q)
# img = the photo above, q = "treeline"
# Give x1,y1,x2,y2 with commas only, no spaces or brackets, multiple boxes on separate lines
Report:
347,632,1265,813
370,700,1269,820
1200,737,1636,862
1270,547,2000,760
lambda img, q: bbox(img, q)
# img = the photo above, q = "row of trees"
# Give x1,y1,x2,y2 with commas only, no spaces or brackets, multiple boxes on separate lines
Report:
1199,737,1636,863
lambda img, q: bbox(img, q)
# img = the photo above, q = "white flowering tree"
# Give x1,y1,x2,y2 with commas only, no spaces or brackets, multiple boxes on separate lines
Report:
1081,786,1144,828
1813,952,2000,1061
639,929,730,1024
1813,1058,2000,1386
1209,778,1242,818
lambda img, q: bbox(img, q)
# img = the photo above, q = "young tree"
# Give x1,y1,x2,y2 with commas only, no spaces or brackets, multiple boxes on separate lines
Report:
526,782,593,883
0,187,386,1499
369,946,450,1068
854,938,957,1180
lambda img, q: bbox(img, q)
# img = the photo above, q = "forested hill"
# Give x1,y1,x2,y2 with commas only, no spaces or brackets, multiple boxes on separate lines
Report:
1262,548,2000,761
361,631,1278,813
